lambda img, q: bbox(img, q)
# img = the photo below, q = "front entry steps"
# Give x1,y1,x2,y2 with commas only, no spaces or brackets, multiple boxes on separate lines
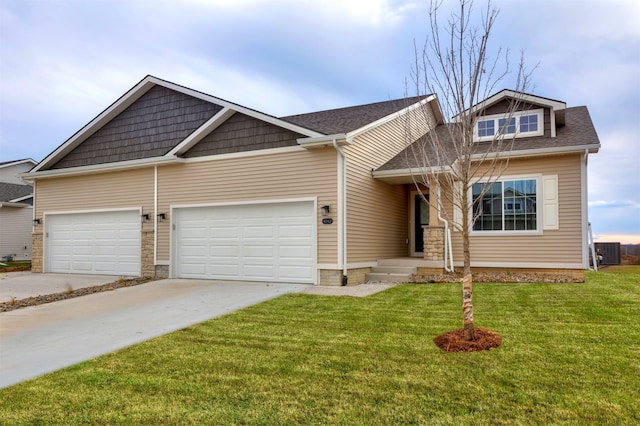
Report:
365,265,417,283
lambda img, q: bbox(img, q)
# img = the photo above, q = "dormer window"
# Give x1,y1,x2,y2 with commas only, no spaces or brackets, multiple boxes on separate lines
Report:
474,109,543,142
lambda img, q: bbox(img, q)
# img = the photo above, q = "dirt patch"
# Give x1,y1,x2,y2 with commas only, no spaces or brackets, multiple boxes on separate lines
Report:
0,266,31,273
434,327,502,352
412,271,584,284
0,277,156,313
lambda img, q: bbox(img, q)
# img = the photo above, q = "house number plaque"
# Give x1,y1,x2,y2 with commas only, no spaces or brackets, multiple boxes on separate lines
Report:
322,218,333,225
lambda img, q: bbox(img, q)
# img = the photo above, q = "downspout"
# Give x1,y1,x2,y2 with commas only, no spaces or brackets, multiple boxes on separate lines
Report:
584,149,596,270
153,166,158,267
436,186,453,272
332,138,348,285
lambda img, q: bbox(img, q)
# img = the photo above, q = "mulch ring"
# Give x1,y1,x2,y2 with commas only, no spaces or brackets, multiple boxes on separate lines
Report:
0,277,156,313
434,327,502,352
413,271,584,283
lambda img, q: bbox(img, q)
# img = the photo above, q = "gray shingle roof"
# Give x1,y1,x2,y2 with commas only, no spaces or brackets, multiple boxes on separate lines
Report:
280,96,426,134
377,106,600,171
0,182,33,202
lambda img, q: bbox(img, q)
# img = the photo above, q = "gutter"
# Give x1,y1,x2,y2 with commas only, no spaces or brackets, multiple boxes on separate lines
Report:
332,138,348,286
18,156,183,181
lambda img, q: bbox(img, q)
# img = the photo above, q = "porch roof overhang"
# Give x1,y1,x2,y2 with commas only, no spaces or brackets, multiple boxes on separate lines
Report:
372,166,454,184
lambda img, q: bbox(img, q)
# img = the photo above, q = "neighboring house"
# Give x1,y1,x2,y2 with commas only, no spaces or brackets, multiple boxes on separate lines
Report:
21,76,600,283
0,159,37,261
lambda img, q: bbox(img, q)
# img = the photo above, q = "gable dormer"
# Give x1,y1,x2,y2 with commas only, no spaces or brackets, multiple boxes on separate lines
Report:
467,90,566,142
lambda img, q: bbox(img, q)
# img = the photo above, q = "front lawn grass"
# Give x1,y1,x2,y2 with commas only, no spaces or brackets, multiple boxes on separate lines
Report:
1,268,639,424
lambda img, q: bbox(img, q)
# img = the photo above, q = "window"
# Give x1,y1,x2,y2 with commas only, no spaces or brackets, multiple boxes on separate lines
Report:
474,110,543,141
477,120,495,138
472,178,538,232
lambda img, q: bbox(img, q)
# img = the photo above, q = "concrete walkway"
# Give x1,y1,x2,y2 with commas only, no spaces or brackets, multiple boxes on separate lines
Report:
0,279,307,389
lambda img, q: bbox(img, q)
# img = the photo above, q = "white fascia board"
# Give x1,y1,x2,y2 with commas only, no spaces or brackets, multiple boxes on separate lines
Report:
347,95,438,140
372,166,453,184
152,77,324,138
297,134,349,148
8,194,33,203
19,156,182,181
0,202,30,208
0,158,37,170
167,107,235,156
469,144,601,161
32,76,158,173
455,90,567,120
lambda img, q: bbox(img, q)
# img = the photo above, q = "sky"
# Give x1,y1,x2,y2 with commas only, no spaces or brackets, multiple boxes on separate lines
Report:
0,0,638,243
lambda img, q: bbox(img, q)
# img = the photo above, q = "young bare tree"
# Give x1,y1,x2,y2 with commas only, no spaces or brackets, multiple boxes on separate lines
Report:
405,0,534,341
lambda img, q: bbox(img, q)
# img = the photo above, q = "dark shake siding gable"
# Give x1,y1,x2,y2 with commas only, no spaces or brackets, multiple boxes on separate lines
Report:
48,86,222,169
184,113,305,158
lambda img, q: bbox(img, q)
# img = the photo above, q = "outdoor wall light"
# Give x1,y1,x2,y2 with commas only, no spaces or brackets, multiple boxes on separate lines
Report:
141,213,150,223
32,218,41,226
321,205,330,216
157,213,166,222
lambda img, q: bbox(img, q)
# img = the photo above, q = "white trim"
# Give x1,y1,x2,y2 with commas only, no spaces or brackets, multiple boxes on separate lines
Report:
0,158,37,170
170,197,317,210
180,145,306,164
21,156,181,180
474,109,544,142
147,76,324,138
8,194,33,203
0,201,30,208
347,95,438,140
297,134,348,148
155,260,170,266
469,174,543,236
469,144,601,161
44,207,142,216
336,150,344,270
459,90,566,118
454,261,584,269
166,107,235,156
581,150,590,268
542,174,559,230
550,108,557,138
32,75,324,173
153,166,158,266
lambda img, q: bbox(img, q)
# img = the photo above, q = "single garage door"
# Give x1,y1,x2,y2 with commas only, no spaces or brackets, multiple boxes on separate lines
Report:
174,201,315,283
46,210,141,276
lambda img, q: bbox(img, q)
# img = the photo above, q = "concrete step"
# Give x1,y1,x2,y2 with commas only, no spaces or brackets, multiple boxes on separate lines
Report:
370,266,417,274
365,272,413,283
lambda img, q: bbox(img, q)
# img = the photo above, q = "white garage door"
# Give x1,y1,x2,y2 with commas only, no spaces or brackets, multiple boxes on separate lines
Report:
46,210,141,276
174,201,315,283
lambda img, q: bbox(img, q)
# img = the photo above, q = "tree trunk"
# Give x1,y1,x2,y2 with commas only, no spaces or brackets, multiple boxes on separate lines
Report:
462,273,475,340
461,182,475,341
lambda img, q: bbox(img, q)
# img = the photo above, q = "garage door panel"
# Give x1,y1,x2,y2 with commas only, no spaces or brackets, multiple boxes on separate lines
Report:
175,201,315,283
46,211,141,276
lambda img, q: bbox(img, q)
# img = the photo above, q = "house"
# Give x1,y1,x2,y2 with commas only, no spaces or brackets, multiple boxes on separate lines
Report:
21,76,600,284
0,159,37,261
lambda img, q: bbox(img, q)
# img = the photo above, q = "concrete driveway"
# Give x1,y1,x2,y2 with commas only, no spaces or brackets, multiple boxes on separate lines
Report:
0,272,118,303
0,278,307,389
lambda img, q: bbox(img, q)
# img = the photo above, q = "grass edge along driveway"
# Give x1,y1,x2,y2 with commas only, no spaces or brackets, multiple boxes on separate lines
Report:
1,266,639,425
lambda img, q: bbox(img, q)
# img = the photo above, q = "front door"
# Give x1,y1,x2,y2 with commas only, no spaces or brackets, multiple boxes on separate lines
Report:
411,193,429,256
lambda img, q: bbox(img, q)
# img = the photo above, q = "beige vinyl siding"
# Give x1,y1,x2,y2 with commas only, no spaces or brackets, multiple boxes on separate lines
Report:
345,104,437,263
448,154,584,266
157,148,338,263
0,206,33,259
35,168,155,222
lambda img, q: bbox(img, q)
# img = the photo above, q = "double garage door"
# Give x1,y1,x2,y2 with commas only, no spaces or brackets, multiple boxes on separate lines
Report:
45,202,316,283
46,210,141,276
174,201,315,283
